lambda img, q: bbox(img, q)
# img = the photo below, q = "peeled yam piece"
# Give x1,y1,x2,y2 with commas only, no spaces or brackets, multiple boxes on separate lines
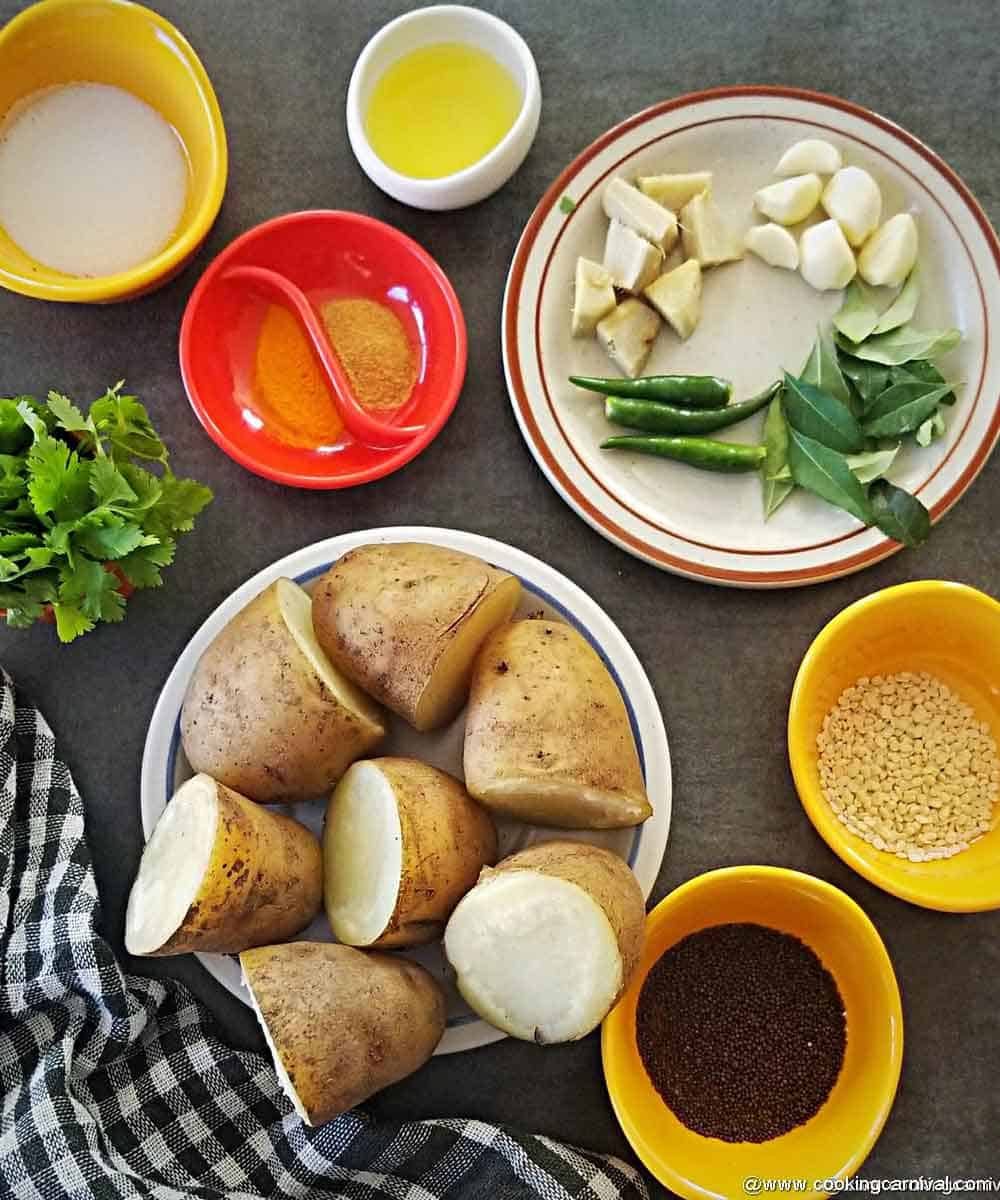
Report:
679,191,742,267
643,258,702,339
463,618,652,829
603,219,663,292
324,757,497,947
312,543,522,732
637,171,712,211
125,774,322,956
181,578,385,802
603,176,678,251
572,257,616,336
596,298,661,378
242,942,446,1125
444,841,646,1043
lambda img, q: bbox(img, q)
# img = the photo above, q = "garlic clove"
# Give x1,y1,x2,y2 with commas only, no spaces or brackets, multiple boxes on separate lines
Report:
754,174,823,225
857,213,918,287
744,223,800,270
822,167,882,247
775,139,843,176
799,219,858,291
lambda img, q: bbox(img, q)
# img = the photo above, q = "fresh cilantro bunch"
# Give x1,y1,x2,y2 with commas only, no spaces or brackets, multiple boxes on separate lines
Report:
0,383,212,642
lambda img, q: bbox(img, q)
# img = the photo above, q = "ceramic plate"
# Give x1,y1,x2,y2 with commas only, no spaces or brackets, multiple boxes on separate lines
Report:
503,86,1000,587
140,527,671,1054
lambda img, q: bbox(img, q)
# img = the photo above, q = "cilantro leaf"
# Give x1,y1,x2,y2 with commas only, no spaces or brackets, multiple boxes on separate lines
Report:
0,575,55,629
76,520,152,561
90,457,138,507
89,385,168,464
0,532,39,554
47,392,97,440
145,474,213,537
117,540,175,588
58,558,126,623
117,463,162,512
25,435,92,522
52,603,94,642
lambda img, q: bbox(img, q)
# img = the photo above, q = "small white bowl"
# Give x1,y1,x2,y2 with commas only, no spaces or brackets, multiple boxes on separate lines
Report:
346,5,541,211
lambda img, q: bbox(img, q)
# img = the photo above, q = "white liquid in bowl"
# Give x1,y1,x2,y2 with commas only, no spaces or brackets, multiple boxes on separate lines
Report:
0,82,189,278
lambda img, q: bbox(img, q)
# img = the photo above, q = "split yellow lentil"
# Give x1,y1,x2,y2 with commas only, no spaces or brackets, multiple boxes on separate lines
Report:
816,671,999,862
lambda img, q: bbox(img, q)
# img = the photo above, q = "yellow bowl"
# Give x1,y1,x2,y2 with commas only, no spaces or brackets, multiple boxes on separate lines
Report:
0,0,227,302
602,866,902,1200
789,580,1000,912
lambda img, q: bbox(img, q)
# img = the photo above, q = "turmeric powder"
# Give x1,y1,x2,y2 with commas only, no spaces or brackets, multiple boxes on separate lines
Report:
321,298,416,411
253,304,344,448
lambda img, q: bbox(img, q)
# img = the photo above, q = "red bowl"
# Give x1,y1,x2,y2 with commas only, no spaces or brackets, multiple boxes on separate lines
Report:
179,210,466,488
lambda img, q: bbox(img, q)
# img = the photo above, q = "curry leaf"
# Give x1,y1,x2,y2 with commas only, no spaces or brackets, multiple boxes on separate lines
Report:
787,429,875,525
869,479,931,548
871,265,920,335
838,355,891,412
761,391,794,519
893,359,958,406
783,372,865,454
838,323,961,365
800,330,852,408
862,381,954,438
845,445,901,483
915,409,947,447
833,279,882,344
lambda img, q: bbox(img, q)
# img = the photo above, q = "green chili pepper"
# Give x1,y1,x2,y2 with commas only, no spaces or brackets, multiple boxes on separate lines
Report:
604,381,780,435
600,434,767,473
570,373,732,408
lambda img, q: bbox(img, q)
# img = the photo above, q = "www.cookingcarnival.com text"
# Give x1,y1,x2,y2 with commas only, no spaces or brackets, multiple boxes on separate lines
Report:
742,1178,1000,1195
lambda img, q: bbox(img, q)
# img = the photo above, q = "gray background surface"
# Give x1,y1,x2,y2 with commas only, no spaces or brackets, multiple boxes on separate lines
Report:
1,0,998,1193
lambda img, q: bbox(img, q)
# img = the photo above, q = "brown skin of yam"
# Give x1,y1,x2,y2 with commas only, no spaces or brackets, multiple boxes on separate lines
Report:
310,543,521,732
241,942,447,1125
142,779,322,956
181,580,384,803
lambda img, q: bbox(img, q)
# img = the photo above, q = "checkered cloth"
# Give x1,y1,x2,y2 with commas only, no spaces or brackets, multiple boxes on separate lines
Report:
0,671,649,1200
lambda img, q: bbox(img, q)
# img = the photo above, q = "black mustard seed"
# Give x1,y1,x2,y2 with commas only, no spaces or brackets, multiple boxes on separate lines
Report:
635,922,846,1143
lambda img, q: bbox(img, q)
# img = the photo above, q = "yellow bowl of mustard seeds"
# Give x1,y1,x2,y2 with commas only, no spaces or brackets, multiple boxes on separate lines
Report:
789,581,1000,912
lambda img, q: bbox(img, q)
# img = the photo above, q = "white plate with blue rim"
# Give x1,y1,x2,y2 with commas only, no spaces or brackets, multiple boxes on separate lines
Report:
140,526,672,1054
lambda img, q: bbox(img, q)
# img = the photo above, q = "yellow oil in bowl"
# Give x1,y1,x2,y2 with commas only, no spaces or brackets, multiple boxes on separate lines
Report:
364,42,522,179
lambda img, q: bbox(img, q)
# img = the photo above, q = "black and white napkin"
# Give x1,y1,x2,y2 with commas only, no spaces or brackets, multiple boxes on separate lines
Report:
0,669,649,1200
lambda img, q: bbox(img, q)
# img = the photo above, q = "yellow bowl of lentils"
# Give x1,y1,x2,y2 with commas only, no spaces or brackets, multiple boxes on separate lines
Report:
789,581,1000,912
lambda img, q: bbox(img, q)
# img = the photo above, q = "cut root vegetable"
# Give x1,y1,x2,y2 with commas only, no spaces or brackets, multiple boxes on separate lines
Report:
637,171,712,211
603,219,663,292
596,298,661,378
799,219,857,291
602,176,678,250
643,258,702,339
323,757,496,948
858,213,918,287
241,943,446,1125
744,223,799,270
463,618,652,829
181,578,385,803
775,138,843,176
443,841,646,1044
822,166,882,247
125,774,322,957
679,191,742,267
754,173,822,225
311,543,521,733
572,257,616,336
